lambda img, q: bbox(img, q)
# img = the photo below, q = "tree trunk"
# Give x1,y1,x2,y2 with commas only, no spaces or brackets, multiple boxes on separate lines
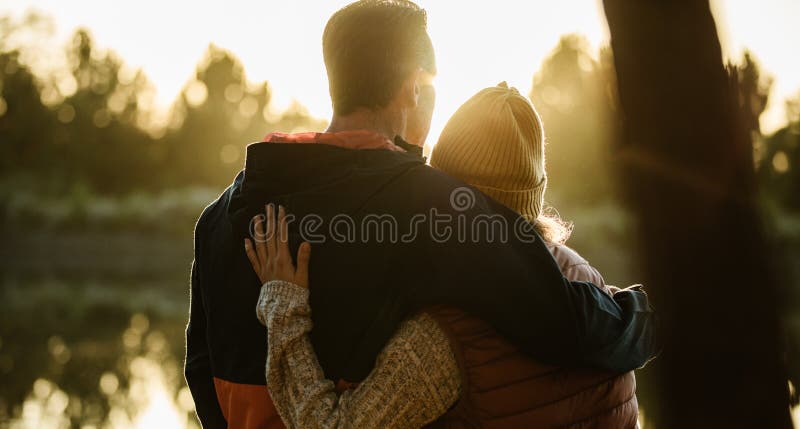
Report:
601,0,793,427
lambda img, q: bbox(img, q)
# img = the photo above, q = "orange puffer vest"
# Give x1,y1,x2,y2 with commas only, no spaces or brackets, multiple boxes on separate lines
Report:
426,307,638,429
427,244,639,429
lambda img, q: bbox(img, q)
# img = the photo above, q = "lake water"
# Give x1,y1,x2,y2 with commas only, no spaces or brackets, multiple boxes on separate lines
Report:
0,276,197,428
0,230,198,428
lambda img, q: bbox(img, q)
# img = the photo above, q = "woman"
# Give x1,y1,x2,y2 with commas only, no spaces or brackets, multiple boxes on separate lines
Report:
245,83,638,428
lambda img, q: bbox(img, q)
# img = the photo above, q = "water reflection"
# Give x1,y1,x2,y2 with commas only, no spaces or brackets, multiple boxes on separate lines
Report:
1,274,798,427
4,313,197,428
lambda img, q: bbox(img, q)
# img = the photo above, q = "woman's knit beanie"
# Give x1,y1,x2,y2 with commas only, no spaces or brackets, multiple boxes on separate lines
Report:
431,82,546,221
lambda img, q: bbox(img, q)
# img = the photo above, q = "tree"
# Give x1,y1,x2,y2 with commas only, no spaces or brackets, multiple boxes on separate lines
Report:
760,91,800,210
529,35,620,208
55,29,158,193
0,50,55,174
162,45,327,188
0,19,327,194
602,0,793,427
736,51,772,139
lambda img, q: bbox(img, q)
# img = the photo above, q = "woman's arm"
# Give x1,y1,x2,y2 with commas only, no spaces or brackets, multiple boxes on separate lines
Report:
257,280,460,429
245,205,460,429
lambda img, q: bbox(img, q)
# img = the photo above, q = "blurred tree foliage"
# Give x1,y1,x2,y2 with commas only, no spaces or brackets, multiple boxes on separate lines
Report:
529,35,798,214
760,96,800,210
0,17,796,210
160,45,325,187
0,15,326,195
732,50,800,210
529,35,621,209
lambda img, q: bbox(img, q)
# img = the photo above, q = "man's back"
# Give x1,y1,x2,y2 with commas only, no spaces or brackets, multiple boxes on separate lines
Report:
185,145,439,426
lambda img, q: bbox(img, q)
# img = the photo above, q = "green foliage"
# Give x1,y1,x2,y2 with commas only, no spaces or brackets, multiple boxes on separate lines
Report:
760,119,800,209
529,35,622,216
529,36,798,217
0,22,327,196
736,51,772,136
0,50,56,173
161,45,327,187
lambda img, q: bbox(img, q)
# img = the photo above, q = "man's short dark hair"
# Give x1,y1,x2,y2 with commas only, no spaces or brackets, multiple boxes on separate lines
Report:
323,0,437,115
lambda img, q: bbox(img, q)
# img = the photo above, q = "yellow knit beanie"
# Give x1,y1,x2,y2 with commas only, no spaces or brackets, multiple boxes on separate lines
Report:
431,82,547,221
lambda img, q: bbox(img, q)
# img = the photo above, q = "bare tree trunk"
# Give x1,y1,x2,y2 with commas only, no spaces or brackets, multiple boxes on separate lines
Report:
601,0,793,427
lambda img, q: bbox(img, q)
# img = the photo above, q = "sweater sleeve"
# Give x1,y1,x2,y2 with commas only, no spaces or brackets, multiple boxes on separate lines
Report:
257,280,461,429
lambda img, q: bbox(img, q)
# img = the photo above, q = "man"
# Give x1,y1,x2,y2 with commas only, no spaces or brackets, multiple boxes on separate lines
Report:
185,1,657,428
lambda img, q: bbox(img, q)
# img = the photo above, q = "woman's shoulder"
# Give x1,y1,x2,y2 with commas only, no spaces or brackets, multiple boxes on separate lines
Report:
546,243,607,290
546,242,588,266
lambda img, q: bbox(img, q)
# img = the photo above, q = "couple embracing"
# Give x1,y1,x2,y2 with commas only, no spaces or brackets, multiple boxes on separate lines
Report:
185,1,657,428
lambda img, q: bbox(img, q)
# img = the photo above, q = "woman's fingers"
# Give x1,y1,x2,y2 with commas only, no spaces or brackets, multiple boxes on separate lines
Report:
253,204,305,287
294,242,311,289
278,205,290,260
266,204,277,260
252,214,268,267
244,238,261,279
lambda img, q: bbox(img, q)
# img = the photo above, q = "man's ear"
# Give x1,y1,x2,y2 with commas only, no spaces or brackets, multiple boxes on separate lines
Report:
401,69,421,109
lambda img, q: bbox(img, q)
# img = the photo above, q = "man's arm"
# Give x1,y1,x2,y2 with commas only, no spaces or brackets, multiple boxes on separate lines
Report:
410,171,657,373
185,260,227,428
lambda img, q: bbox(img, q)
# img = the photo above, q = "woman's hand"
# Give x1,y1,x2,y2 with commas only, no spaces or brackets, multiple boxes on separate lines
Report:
245,204,311,288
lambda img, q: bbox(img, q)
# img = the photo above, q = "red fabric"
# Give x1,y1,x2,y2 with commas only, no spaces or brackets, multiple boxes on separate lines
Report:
263,131,405,152
213,377,286,429
335,379,360,394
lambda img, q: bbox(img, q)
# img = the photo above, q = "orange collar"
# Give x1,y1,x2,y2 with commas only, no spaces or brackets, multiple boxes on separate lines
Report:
263,131,405,153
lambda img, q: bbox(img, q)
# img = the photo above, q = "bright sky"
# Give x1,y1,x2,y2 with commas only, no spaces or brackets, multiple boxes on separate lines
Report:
2,0,799,139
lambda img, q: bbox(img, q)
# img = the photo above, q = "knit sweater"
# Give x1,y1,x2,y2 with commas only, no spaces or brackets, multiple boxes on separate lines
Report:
257,280,461,429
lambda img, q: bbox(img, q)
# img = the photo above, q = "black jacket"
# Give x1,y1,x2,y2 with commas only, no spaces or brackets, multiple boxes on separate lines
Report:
185,141,657,426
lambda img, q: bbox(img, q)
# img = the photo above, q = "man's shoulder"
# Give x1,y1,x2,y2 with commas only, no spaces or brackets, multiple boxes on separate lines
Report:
403,162,459,183
400,165,513,216
399,164,473,199
195,171,243,240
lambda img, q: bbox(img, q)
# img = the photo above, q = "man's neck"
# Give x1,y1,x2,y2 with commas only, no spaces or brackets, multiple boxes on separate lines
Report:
326,108,404,141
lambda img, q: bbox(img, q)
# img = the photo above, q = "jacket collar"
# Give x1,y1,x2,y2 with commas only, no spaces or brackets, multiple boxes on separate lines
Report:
263,131,402,151
261,131,425,160
393,135,425,159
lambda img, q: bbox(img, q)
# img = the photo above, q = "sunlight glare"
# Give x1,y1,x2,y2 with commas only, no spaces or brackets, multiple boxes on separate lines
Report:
4,0,798,135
